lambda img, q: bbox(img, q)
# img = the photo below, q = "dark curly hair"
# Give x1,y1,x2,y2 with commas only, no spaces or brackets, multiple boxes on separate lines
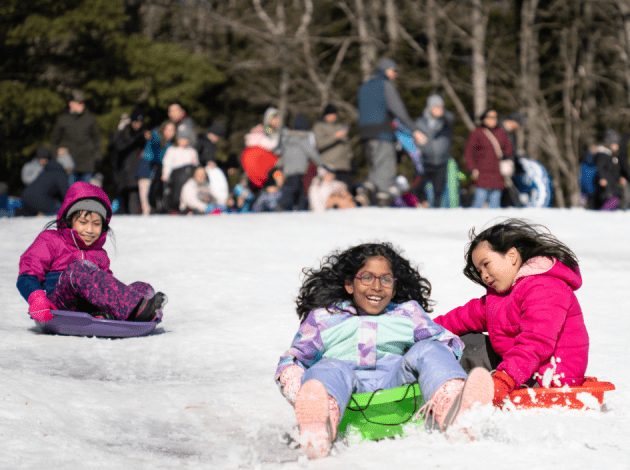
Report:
295,242,433,322
463,218,579,287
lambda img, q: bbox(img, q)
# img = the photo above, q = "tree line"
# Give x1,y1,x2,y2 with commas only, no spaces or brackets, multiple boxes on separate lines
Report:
3,0,630,207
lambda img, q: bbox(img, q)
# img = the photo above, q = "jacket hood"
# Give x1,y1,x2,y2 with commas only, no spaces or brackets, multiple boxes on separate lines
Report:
263,107,280,129
57,182,112,224
513,256,582,291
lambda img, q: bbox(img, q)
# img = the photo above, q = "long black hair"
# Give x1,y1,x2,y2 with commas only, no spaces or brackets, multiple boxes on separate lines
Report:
463,218,579,287
295,242,433,322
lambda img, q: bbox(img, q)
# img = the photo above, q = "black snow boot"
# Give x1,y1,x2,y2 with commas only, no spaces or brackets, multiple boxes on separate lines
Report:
129,292,167,322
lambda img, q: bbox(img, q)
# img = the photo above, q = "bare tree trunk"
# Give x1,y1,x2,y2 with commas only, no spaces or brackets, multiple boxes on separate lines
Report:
617,1,630,106
471,0,487,119
385,0,399,54
426,0,440,88
355,0,378,81
253,0,290,119
579,1,597,146
559,28,580,207
519,0,541,161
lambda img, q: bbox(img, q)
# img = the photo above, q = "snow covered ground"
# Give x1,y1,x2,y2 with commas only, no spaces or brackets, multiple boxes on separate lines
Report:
1,207,629,470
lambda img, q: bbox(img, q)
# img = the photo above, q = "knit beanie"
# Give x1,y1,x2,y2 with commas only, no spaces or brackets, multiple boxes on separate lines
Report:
66,198,107,221
603,128,620,146
377,57,398,72
208,122,226,138
177,124,195,142
427,94,445,109
323,104,337,116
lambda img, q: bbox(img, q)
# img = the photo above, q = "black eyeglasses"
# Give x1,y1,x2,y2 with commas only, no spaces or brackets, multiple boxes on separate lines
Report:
355,273,396,287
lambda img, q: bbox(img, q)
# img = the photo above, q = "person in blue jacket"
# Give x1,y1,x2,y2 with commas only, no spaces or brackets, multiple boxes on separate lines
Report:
356,58,427,206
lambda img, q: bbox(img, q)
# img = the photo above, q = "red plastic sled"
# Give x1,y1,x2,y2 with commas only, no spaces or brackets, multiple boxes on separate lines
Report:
241,146,278,188
502,377,615,411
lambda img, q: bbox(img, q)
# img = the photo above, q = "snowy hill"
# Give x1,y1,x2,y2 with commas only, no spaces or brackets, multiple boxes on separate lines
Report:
1,208,628,469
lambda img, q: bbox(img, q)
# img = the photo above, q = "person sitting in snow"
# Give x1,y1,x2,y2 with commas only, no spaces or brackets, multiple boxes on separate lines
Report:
179,166,224,214
276,242,493,459
433,219,589,406
17,182,166,323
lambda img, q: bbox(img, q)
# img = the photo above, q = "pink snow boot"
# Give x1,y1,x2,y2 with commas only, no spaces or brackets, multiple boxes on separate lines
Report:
415,367,493,432
294,379,340,459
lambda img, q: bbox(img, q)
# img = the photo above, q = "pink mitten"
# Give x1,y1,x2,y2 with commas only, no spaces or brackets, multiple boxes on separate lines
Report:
279,365,304,406
28,290,56,322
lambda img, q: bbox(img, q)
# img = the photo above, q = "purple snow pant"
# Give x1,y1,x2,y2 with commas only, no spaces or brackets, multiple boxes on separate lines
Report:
302,340,467,416
49,259,155,321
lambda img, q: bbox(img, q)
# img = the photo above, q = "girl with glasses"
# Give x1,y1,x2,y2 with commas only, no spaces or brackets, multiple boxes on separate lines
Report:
275,242,493,459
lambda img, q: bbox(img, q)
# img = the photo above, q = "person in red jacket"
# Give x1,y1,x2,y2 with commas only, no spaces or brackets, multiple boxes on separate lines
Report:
433,218,589,406
464,109,513,208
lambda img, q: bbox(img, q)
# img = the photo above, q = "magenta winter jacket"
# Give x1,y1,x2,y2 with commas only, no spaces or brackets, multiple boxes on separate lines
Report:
433,257,589,388
18,182,113,288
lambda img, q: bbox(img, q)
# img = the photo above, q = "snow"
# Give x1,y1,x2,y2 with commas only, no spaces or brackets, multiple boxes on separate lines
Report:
1,207,629,469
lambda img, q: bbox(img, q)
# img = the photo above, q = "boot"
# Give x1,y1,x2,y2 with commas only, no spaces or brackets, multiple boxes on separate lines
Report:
294,380,340,459
129,292,167,322
415,367,493,432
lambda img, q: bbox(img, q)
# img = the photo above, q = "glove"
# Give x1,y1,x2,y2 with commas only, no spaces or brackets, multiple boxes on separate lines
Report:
279,365,304,406
28,290,56,322
492,370,516,406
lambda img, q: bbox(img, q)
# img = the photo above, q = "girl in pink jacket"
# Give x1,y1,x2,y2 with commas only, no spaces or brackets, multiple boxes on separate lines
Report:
17,182,166,324
433,219,589,406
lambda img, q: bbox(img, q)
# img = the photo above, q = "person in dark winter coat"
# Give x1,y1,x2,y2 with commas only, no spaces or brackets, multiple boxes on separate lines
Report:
593,129,630,210
464,109,513,208
413,94,455,207
110,108,147,214
50,90,102,183
20,149,74,216
196,122,226,167
356,58,427,206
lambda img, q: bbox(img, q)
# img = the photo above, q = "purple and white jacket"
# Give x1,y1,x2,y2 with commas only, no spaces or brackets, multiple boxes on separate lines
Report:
275,300,463,385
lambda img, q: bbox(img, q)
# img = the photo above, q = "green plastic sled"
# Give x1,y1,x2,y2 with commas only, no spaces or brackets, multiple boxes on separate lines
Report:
337,383,425,441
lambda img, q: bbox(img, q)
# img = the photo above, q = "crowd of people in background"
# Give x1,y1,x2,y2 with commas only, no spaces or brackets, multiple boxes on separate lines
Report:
2,57,630,218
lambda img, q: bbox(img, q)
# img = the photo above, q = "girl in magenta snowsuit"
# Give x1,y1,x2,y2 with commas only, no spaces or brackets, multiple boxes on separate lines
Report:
17,182,166,323
433,218,589,406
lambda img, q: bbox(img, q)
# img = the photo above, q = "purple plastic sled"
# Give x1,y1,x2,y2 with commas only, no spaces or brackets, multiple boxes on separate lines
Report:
35,310,158,338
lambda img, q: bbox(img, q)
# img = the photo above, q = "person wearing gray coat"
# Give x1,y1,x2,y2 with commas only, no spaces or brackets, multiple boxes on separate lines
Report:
413,94,455,207
276,115,330,211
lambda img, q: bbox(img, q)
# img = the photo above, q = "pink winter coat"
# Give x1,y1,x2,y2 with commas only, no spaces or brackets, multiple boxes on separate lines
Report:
18,182,113,286
433,257,589,388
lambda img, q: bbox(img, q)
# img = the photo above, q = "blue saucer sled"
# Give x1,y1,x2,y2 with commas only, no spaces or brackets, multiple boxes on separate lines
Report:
34,310,158,338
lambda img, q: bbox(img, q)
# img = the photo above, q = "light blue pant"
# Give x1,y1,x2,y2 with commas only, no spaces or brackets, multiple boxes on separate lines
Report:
472,187,502,208
302,340,467,416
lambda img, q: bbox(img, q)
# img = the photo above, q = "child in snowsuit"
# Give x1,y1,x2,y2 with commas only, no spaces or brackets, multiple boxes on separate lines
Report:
17,182,166,323
433,218,589,406
276,242,494,459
